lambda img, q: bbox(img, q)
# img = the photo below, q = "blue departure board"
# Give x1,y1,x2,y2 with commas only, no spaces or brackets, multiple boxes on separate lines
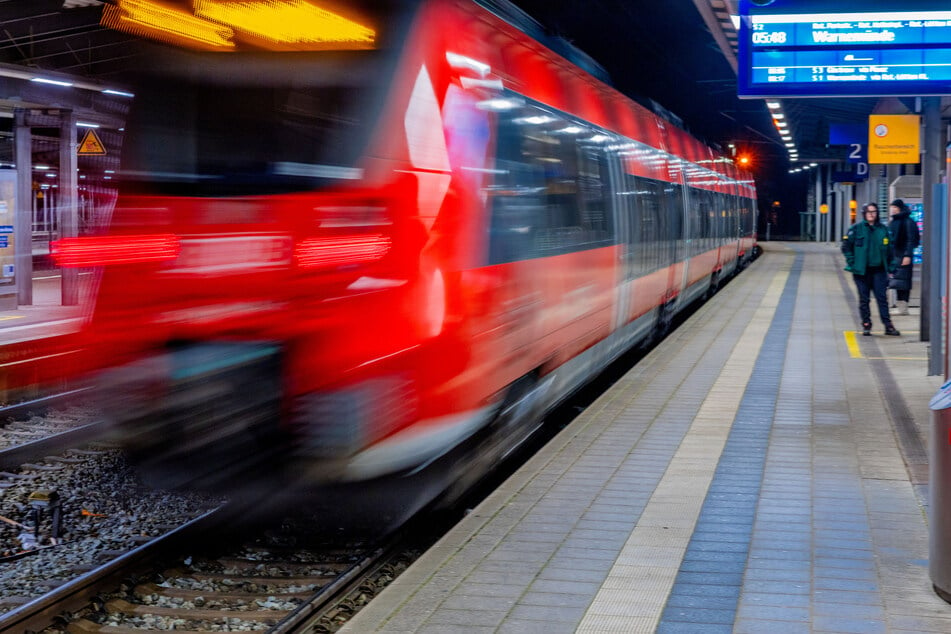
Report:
738,0,951,97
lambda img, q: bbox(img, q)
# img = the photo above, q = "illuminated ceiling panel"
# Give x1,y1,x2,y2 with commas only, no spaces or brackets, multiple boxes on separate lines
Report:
100,0,375,52
196,0,375,51
101,0,236,51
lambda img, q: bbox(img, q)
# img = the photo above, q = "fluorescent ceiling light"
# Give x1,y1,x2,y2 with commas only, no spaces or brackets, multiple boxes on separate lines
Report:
31,77,73,87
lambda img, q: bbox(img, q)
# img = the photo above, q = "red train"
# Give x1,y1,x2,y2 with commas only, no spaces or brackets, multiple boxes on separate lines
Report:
54,0,756,517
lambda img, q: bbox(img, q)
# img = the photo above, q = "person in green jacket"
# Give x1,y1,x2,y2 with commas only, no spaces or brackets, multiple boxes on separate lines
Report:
841,202,900,337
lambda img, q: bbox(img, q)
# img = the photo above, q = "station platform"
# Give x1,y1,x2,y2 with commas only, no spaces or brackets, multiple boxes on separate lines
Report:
0,272,86,345
343,242,951,633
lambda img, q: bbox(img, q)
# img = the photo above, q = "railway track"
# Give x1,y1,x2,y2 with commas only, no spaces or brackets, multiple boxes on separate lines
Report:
0,508,228,633
0,388,92,423
0,388,113,481
1,506,415,633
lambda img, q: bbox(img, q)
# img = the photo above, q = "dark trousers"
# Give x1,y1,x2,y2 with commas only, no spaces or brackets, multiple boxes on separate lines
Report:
853,267,891,327
896,262,913,302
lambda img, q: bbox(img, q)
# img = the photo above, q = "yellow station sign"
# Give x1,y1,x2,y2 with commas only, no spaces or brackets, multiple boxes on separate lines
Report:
868,115,919,164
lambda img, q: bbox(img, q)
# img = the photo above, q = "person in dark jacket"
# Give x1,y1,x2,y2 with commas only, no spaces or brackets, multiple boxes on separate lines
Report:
842,202,900,336
888,198,920,315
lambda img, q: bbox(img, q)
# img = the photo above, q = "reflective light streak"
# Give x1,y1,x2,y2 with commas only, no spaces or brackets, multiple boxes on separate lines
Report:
31,78,73,87
295,235,390,269
195,0,375,51
102,0,235,51
52,235,181,268
101,0,374,52
446,52,491,77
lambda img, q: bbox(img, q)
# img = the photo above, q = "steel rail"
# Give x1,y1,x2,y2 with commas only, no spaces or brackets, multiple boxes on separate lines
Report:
0,420,112,471
0,506,228,633
0,386,92,421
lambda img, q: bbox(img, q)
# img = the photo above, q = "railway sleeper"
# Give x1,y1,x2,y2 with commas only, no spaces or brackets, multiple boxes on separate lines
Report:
162,569,328,588
0,470,36,479
134,581,314,602
66,618,253,634
104,597,292,621
210,557,351,574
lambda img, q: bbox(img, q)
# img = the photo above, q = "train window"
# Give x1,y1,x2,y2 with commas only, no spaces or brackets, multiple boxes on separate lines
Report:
688,187,705,256
576,143,612,247
487,159,545,264
631,176,661,275
664,184,683,265
702,189,716,251
487,95,614,264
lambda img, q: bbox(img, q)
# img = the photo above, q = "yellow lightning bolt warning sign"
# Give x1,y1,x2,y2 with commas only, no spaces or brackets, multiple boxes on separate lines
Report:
78,129,106,155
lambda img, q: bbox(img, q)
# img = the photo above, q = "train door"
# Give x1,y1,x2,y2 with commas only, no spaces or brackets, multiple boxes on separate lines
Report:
606,141,632,340
662,165,688,310
730,186,743,266
676,174,691,304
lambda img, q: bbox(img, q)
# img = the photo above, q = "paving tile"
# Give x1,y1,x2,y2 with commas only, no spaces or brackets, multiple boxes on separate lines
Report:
537,567,609,584
813,577,880,592
742,568,810,583
813,601,885,620
497,619,578,634
422,608,507,628
460,582,533,599
812,615,888,633
736,604,810,622
416,626,495,634
813,566,878,581
656,623,732,633
888,614,951,632
812,589,883,606
664,593,742,610
528,579,601,596
739,592,810,608
670,582,742,599
678,559,746,574
508,604,588,622
661,606,736,624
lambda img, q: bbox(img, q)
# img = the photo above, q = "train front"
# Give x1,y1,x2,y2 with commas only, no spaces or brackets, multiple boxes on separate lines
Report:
55,0,456,500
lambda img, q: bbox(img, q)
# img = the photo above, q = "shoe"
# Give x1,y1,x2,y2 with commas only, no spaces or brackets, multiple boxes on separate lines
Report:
897,300,909,315
862,322,871,336
884,325,901,336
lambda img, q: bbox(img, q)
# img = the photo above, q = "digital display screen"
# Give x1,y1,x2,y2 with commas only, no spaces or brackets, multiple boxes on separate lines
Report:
738,0,951,97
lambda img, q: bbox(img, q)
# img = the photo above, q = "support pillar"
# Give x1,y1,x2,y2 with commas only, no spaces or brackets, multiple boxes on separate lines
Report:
14,109,32,306
923,98,941,364
58,112,78,306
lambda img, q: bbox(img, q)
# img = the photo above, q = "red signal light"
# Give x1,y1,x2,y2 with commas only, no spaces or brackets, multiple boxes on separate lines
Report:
51,235,181,267
294,234,391,270
738,155,751,166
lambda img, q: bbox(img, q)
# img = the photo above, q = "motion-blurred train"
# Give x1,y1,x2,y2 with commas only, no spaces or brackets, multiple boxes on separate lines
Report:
55,0,757,517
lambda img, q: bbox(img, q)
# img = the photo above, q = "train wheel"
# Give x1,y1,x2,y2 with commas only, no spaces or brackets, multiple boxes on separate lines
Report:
653,301,676,343
438,374,541,507
704,273,720,300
